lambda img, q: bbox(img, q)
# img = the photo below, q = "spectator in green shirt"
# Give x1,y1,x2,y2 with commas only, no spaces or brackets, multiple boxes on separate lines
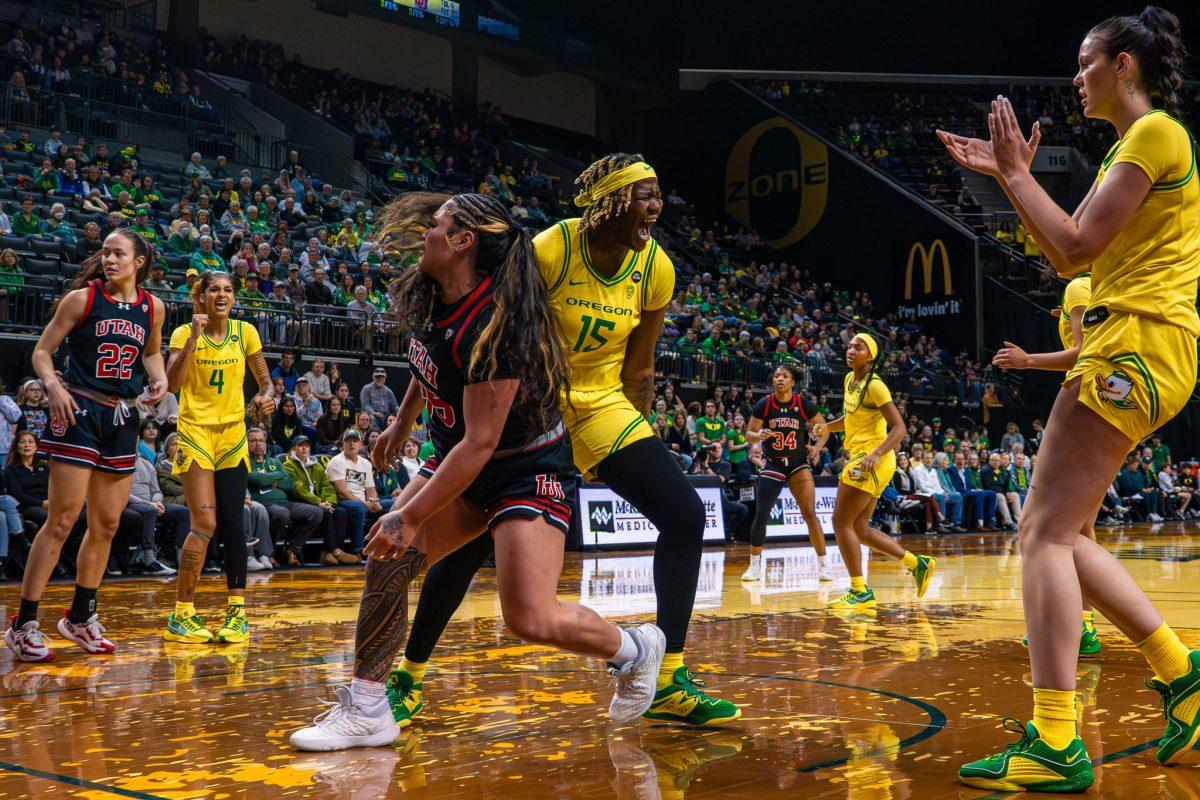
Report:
675,328,700,355
189,235,227,273
131,207,159,248
726,412,751,479
11,197,40,237
165,223,198,254
1150,434,1172,473
701,329,728,357
281,436,358,566
41,204,75,244
695,400,727,452
246,204,271,236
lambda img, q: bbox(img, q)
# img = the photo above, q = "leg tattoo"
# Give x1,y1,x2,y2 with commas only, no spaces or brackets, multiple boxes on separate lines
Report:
353,547,428,682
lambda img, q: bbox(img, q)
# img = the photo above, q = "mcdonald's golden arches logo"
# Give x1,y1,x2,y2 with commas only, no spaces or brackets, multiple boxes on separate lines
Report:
725,117,828,249
905,240,952,299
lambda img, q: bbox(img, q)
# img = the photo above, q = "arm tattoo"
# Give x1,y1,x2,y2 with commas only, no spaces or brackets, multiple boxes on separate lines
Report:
624,374,654,417
249,352,271,390
353,546,428,682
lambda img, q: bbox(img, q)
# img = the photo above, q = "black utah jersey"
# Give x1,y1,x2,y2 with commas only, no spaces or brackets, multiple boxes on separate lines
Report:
751,391,816,461
407,274,550,457
63,280,153,400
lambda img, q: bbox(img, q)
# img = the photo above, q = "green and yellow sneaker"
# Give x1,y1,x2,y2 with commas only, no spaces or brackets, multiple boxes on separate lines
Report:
1145,649,1200,764
958,719,1093,793
643,667,742,727
827,587,876,609
909,555,936,599
386,668,424,728
215,604,249,644
1078,624,1102,656
1020,623,1102,656
164,612,214,644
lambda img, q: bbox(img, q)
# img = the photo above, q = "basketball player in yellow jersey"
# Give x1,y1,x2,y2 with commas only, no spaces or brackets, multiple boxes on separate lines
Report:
380,155,740,729
812,333,935,610
993,274,1104,657
942,8,1200,790
163,270,275,646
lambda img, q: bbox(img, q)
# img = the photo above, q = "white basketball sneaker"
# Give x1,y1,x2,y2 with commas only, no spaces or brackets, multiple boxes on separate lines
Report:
817,555,834,581
741,554,762,582
290,685,399,751
607,623,666,723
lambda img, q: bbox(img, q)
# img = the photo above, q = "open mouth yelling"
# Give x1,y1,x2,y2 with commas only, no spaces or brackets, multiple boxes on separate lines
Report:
636,217,657,242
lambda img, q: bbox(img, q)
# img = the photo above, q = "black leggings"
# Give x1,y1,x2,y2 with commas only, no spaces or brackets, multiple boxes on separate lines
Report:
402,436,706,661
749,474,790,548
214,464,248,591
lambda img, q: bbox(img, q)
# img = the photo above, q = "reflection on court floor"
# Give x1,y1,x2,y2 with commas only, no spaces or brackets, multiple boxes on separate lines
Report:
2,526,1200,799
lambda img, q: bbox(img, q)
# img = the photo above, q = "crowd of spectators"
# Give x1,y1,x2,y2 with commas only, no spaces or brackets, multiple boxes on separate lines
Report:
647,376,1197,540
1,10,222,125
0,353,444,580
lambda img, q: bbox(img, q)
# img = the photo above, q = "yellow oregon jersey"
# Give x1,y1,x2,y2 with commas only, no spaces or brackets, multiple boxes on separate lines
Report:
842,372,892,453
1091,110,1200,335
532,219,674,474
1058,273,1091,351
534,218,674,404
168,319,262,426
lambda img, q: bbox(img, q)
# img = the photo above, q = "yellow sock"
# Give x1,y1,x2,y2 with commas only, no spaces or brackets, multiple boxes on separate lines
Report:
1138,622,1193,684
1032,688,1077,749
900,551,919,570
228,595,245,608
1082,610,1095,631
658,652,684,689
849,575,867,593
1075,691,1085,725
174,601,195,617
399,657,427,684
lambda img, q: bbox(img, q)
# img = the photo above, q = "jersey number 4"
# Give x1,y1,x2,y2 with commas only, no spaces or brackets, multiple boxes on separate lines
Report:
95,343,139,381
572,314,615,353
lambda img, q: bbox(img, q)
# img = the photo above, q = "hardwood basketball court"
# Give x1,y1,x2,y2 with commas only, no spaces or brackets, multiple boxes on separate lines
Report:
3,526,1200,799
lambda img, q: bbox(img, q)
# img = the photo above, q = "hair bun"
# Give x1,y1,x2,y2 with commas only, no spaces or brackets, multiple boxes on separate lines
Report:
1140,5,1181,36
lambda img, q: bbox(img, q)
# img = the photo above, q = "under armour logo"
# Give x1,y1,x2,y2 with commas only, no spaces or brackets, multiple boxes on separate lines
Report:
117,303,131,310
444,329,454,339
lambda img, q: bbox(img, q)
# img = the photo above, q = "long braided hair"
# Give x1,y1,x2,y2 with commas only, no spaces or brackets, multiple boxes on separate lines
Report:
576,152,648,232
374,191,570,437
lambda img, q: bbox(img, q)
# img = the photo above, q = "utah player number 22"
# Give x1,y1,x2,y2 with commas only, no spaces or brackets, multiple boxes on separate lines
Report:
95,343,140,381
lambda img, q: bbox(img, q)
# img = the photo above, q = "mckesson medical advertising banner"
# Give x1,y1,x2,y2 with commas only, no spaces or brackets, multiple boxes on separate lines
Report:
579,476,726,548
762,481,838,541
646,80,978,351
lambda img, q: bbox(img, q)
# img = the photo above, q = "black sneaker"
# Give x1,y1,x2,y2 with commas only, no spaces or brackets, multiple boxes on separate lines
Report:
105,559,123,577
140,558,177,577
203,560,221,574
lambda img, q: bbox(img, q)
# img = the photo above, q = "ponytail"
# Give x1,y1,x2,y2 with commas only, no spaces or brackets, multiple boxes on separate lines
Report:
1090,6,1188,117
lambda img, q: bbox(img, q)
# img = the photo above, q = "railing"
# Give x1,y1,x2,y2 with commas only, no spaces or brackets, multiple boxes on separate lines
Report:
0,82,295,174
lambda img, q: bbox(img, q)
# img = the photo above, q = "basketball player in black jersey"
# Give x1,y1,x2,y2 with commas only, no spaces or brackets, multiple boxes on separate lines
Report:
291,193,664,752
742,364,832,583
5,229,166,662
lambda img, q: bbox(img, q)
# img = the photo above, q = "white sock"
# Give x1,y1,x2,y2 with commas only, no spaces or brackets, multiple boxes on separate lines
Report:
350,677,387,710
607,628,639,669
817,554,828,565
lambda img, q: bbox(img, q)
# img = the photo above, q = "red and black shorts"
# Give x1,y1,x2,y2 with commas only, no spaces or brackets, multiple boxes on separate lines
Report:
38,393,139,474
418,432,577,534
759,456,811,484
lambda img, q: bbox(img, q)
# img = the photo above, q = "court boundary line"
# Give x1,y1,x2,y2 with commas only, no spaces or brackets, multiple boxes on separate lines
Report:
0,760,168,800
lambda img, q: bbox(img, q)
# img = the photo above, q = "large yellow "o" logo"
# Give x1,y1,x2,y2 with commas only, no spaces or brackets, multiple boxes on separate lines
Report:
725,117,828,249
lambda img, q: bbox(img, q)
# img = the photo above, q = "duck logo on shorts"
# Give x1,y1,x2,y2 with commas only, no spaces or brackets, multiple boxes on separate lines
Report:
1095,369,1137,410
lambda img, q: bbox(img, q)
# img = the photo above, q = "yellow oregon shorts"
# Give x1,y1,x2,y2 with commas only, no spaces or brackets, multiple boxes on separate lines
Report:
173,419,250,475
565,389,655,477
839,447,897,498
1064,311,1197,444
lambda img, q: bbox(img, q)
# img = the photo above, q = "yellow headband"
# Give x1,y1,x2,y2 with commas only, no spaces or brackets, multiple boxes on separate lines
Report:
855,333,879,362
574,162,657,208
